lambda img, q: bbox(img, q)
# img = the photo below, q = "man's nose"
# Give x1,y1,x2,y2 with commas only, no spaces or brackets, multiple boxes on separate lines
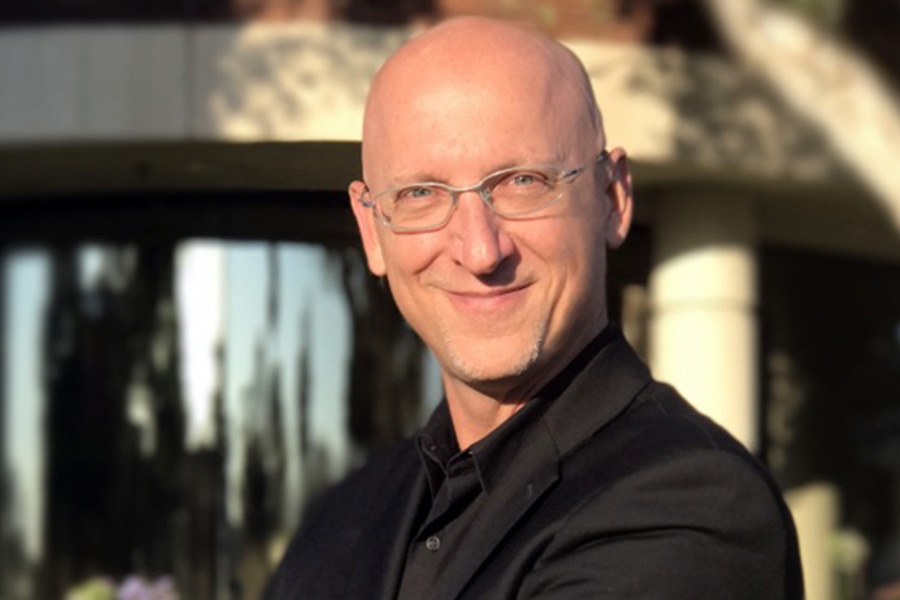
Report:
447,190,514,275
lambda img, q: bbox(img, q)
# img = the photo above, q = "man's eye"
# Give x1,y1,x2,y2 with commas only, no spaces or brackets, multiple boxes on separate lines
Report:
514,174,535,186
399,186,433,200
511,172,547,187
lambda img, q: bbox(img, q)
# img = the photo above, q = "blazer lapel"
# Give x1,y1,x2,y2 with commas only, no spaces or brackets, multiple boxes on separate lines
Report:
426,329,651,600
429,423,561,600
544,333,651,459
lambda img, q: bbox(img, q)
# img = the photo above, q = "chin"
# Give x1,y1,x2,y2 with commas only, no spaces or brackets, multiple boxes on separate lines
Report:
440,330,545,388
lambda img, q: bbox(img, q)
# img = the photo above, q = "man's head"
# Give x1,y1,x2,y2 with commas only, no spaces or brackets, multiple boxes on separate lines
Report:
349,17,633,403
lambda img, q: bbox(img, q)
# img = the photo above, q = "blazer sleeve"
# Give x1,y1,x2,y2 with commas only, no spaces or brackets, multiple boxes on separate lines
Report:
516,449,802,600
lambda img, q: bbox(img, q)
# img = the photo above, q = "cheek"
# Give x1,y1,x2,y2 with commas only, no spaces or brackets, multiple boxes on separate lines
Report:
544,219,607,303
545,215,601,266
380,233,443,287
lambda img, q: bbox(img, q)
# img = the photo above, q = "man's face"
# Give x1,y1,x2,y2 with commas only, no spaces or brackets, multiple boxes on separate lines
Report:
351,44,631,400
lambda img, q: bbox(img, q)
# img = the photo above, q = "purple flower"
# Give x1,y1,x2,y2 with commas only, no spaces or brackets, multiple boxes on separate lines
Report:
117,575,180,600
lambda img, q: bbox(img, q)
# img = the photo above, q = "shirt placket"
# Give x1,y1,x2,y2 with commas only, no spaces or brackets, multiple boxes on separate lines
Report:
396,452,484,598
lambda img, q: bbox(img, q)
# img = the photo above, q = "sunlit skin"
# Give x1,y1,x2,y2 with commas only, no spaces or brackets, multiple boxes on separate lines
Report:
349,17,634,449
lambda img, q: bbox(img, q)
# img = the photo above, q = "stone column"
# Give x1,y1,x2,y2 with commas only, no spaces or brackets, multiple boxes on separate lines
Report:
648,192,758,450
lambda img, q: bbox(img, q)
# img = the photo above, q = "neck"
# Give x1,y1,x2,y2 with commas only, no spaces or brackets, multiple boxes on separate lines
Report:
443,314,610,449
442,381,528,450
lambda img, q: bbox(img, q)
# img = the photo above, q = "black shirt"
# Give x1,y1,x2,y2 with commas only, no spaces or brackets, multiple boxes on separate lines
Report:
396,326,618,599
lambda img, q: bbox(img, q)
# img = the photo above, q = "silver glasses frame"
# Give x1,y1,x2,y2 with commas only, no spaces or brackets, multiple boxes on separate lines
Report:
360,150,611,233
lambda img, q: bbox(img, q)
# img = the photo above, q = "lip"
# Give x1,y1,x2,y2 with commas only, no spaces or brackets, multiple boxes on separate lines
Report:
444,283,532,313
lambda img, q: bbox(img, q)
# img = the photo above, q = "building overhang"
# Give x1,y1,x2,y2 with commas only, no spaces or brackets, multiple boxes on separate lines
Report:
0,23,897,261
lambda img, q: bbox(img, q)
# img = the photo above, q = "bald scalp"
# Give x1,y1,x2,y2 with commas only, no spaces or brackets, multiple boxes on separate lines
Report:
362,17,604,181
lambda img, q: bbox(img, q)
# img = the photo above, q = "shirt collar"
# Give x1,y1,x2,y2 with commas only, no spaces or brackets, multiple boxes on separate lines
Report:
415,324,620,496
416,402,459,498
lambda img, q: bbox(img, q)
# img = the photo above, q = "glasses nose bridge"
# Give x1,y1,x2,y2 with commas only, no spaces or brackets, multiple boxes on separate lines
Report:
448,179,494,210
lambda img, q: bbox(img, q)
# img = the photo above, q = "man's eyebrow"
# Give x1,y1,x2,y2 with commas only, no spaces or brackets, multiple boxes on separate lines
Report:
494,154,571,172
385,156,567,187
386,171,447,186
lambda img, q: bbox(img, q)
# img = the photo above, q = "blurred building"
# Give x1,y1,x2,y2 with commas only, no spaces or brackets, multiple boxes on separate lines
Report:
0,1,899,599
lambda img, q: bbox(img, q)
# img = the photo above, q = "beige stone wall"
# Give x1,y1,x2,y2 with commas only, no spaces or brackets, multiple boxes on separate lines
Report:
0,23,842,177
0,24,406,142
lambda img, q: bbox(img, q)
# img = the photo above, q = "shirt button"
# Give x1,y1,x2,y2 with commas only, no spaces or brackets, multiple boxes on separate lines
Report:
425,535,441,551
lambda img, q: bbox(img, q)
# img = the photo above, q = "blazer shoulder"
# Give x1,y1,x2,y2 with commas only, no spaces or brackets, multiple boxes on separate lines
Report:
302,437,419,534
600,380,795,533
264,438,420,600
632,380,750,452
526,381,803,598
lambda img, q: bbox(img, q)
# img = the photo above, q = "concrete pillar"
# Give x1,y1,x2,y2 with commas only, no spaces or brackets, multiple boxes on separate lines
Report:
785,483,841,600
648,192,758,450
650,194,840,600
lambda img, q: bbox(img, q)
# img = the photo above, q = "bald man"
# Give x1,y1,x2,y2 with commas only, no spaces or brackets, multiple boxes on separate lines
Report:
266,18,803,600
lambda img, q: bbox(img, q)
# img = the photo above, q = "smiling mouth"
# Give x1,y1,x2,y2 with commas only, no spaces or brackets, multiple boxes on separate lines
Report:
444,284,532,312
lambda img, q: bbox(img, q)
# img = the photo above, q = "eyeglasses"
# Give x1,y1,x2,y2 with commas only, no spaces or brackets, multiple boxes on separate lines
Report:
360,150,610,233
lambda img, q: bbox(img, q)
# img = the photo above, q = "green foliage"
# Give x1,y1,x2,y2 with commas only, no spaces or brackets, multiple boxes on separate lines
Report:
64,578,116,600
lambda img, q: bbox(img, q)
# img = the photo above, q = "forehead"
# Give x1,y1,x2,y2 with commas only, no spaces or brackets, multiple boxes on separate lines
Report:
362,28,594,185
377,85,567,172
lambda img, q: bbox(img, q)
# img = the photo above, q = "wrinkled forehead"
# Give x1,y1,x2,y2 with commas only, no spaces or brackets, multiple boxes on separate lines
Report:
361,19,601,182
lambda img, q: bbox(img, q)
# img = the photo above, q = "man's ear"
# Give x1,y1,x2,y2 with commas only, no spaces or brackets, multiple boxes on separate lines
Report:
349,180,387,276
603,147,634,249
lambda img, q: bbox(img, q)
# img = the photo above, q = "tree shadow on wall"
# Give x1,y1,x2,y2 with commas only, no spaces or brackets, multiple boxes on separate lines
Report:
615,48,853,181
197,22,414,140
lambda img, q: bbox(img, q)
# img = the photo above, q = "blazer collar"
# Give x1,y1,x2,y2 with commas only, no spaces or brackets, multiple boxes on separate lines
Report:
476,324,650,491
541,324,652,459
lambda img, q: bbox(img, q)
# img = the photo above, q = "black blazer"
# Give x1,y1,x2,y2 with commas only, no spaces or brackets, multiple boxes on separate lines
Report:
266,332,803,599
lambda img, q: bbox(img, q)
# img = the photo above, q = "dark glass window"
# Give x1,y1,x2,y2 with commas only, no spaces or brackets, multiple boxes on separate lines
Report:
0,192,439,599
762,246,900,597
